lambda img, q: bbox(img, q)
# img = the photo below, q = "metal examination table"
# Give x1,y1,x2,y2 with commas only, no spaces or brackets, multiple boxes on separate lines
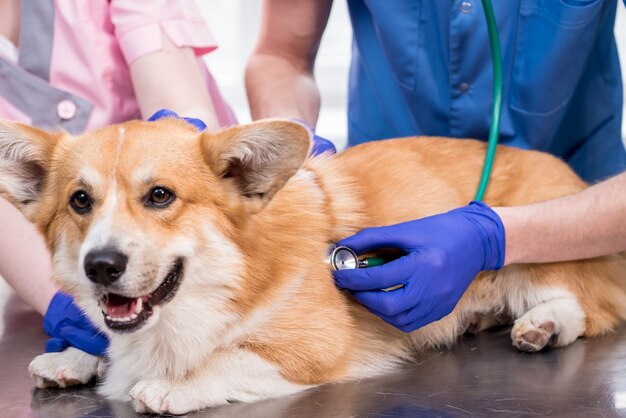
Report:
1,285,626,418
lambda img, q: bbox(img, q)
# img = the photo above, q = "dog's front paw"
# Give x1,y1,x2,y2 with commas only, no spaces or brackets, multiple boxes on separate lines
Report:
130,379,187,415
130,378,226,415
29,347,103,388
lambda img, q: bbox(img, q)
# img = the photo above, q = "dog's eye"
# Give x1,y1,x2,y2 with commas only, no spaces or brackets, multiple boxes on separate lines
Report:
146,187,175,207
69,190,92,214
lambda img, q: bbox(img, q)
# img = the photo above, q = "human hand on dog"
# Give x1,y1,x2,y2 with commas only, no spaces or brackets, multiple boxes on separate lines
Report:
44,292,108,355
148,108,208,131
333,202,506,332
149,110,336,156
290,119,337,156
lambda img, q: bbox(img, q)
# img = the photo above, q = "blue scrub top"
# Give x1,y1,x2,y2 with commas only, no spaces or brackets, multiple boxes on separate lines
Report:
346,0,626,183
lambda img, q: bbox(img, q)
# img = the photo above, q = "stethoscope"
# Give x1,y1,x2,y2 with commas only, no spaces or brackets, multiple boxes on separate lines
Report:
327,246,404,292
328,0,502,285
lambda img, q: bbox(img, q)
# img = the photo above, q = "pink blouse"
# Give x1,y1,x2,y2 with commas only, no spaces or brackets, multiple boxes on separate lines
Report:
0,0,236,132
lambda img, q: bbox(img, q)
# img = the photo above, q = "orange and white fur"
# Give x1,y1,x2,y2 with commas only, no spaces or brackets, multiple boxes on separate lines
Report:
0,119,625,415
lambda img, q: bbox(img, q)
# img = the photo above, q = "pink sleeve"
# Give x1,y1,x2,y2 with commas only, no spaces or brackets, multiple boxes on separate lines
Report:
110,0,217,65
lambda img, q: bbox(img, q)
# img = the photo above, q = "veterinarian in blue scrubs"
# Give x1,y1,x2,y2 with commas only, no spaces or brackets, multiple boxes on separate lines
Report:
247,0,626,331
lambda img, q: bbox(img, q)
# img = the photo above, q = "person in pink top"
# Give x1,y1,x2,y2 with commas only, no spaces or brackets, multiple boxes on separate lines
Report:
0,0,236,353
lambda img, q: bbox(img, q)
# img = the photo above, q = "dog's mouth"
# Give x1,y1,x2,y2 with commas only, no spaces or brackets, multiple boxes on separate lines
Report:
99,259,184,332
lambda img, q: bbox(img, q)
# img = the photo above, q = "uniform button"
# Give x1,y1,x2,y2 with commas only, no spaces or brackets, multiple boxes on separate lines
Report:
459,82,471,93
460,1,473,13
57,99,77,120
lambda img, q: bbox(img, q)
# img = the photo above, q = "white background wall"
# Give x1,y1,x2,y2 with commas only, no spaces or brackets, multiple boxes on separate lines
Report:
200,1,626,148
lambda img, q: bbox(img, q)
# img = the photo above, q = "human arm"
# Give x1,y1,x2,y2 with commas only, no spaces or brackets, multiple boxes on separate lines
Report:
495,170,626,265
129,29,220,131
245,0,333,125
111,0,224,131
0,198,56,316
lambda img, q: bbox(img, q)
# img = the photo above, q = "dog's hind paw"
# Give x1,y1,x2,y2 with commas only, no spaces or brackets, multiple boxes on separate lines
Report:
512,319,559,352
511,297,586,352
29,347,103,388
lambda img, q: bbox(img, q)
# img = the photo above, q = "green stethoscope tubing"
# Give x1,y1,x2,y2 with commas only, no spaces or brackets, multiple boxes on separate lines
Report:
474,0,503,201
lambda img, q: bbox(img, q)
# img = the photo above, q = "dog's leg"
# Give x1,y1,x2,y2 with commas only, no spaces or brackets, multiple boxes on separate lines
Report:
465,313,508,334
511,297,586,352
128,348,308,415
29,347,105,388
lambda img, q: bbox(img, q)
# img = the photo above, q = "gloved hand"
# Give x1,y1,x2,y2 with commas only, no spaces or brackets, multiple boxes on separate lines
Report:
43,292,108,356
290,119,337,156
333,201,505,332
148,108,207,131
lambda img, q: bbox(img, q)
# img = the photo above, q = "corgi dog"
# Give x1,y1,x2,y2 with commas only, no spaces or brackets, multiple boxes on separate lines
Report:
0,118,624,415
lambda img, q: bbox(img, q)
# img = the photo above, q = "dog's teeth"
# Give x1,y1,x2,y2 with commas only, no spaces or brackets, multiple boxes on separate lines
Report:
130,314,137,320
106,315,112,321
135,297,143,314
99,300,109,315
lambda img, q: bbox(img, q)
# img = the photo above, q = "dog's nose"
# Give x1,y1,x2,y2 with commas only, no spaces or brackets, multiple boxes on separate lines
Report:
84,248,128,286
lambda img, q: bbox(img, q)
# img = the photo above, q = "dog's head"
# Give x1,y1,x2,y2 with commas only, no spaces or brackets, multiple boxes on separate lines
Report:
0,118,310,333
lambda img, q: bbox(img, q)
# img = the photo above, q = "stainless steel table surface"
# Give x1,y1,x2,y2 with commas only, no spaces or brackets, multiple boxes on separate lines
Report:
1,286,626,418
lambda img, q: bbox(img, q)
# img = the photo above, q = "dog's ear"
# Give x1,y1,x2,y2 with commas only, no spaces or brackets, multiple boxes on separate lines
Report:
202,119,311,212
0,120,60,216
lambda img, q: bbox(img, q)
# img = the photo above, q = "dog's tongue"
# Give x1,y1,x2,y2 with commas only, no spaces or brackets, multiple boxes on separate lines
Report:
107,294,137,318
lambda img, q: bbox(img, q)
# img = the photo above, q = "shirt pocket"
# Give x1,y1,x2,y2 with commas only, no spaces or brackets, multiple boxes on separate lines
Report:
366,0,421,90
510,0,605,115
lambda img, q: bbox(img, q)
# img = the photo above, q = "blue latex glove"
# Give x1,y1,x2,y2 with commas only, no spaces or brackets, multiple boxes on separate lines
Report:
333,201,505,332
148,108,207,131
43,292,108,356
290,119,337,156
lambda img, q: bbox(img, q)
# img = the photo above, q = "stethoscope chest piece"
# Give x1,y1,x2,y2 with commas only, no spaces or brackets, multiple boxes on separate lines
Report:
328,245,404,292
330,246,361,271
